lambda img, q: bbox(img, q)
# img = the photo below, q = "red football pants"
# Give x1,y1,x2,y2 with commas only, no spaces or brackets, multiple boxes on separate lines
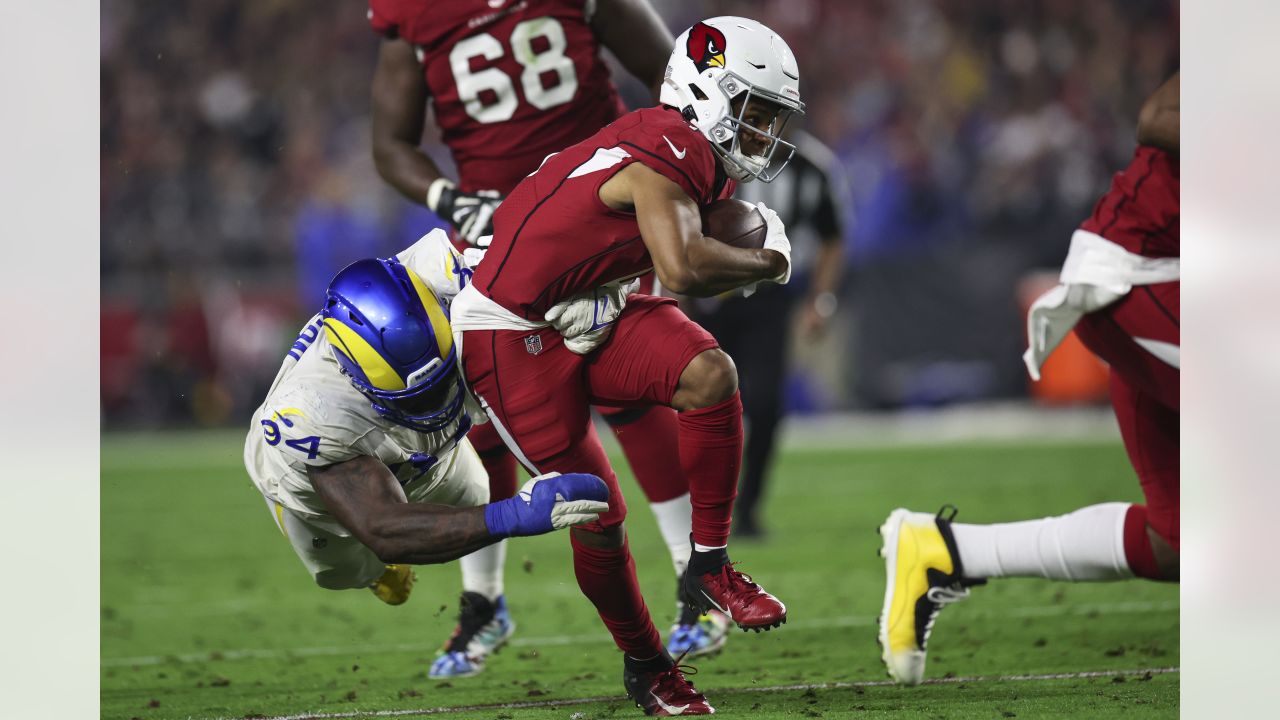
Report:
461,295,718,528
1075,280,1180,550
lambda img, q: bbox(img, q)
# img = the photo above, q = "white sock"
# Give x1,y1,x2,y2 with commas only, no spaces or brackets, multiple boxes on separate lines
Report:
951,502,1135,581
693,542,727,552
649,493,694,577
459,539,506,600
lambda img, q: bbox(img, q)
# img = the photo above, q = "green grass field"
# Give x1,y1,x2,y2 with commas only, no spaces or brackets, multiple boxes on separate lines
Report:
102,430,1178,719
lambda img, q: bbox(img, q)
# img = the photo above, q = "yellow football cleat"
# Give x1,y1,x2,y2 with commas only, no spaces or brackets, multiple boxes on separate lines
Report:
877,506,983,685
370,564,416,606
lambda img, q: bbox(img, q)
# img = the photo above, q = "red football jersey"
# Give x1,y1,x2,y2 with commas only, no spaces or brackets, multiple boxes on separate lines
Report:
368,0,627,195
472,106,735,320
1080,146,1179,259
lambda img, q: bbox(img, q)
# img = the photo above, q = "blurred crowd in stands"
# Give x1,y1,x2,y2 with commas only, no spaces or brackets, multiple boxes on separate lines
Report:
101,0,1177,427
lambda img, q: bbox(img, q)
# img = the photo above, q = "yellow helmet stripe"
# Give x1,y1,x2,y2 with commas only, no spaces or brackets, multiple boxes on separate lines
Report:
405,267,454,358
322,318,406,391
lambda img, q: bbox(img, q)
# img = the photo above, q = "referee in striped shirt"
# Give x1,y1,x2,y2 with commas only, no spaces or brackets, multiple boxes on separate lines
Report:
687,129,849,539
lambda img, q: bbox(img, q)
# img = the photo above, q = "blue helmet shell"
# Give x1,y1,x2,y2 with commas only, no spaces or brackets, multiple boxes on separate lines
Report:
321,257,464,433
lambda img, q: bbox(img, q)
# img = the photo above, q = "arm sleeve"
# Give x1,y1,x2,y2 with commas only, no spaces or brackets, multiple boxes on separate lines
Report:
813,172,842,242
616,127,720,205
395,229,471,305
367,0,399,39
800,135,852,244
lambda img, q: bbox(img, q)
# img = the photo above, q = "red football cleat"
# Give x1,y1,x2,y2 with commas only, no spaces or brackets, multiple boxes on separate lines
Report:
682,562,787,631
623,654,715,716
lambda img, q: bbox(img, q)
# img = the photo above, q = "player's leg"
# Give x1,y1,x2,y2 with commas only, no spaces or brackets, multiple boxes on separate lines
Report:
1074,280,1180,410
412,440,515,678
1105,371,1180,579
1075,280,1180,573
585,296,786,631
263,497,406,600
598,405,692,575
732,288,793,538
430,422,517,677
597,403,730,657
461,328,667,665
879,284,1181,684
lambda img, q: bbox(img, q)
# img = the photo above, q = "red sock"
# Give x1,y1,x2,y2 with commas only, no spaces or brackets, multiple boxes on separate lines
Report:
678,391,743,547
570,533,663,657
609,406,689,503
1122,504,1162,580
479,448,518,501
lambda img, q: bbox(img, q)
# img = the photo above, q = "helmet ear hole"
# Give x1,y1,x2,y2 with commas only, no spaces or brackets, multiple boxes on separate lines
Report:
348,311,364,326
688,84,708,101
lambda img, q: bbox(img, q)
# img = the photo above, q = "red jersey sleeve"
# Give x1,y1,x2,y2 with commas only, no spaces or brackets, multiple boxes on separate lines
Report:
614,109,723,207
367,0,399,39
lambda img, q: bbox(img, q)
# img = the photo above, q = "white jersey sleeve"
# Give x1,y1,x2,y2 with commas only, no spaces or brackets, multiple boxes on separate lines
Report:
395,228,473,305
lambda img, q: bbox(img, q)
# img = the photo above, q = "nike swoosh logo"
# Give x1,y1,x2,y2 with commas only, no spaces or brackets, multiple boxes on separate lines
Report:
650,691,690,715
662,135,687,159
699,588,728,614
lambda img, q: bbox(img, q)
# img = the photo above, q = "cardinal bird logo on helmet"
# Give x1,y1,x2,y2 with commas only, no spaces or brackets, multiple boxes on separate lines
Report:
686,22,727,73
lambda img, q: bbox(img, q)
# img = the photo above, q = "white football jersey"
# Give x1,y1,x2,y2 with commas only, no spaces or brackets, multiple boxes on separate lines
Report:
243,230,485,536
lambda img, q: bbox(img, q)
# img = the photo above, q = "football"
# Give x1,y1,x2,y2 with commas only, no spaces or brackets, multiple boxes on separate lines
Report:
701,198,767,249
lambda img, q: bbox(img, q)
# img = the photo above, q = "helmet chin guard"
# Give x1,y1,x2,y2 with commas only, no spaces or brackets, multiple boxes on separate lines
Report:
661,17,804,183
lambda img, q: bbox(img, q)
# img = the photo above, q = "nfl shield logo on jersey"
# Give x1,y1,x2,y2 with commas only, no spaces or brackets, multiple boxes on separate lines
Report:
524,334,543,356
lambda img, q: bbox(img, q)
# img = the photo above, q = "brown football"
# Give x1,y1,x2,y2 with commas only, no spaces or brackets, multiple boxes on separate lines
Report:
701,198,767,249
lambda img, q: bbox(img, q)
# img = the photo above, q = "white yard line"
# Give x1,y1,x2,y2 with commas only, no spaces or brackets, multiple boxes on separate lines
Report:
193,667,1180,720
103,599,1178,668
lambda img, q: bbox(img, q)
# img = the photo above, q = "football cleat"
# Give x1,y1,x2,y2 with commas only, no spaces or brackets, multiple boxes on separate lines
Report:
877,506,985,685
623,651,715,716
666,604,731,659
369,564,415,606
428,592,515,679
682,562,786,631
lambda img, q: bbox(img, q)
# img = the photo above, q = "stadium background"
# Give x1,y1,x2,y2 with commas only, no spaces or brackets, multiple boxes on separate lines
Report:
100,0,1178,429
98,2,1181,717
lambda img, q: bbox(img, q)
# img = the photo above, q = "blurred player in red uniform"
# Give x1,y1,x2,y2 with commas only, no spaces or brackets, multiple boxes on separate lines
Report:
452,17,803,714
878,73,1180,686
367,0,730,677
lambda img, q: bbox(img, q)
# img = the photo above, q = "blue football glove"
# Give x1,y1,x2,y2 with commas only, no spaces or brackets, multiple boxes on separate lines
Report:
483,472,610,538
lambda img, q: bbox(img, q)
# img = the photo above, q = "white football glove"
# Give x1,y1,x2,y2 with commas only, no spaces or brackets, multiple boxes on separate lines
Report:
756,201,792,285
462,246,488,270
544,279,637,355
427,178,501,248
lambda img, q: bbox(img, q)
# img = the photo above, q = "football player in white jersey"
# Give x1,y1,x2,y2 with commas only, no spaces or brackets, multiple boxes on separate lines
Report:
244,230,609,676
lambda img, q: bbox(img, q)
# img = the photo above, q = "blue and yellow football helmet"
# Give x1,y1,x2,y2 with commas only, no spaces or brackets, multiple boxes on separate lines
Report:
321,257,464,433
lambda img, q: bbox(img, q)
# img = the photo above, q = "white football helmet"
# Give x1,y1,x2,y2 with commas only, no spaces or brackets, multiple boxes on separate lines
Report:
660,16,804,183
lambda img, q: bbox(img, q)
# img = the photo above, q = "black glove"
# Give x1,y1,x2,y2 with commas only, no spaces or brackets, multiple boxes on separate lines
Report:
426,178,502,248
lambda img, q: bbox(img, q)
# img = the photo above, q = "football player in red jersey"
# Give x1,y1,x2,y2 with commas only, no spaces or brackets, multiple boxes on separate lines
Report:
878,73,1180,686
451,17,803,714
366,0,731,678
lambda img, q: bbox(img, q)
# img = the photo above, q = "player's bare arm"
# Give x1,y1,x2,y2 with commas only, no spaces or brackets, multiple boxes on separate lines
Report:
310,455,496,565
1137,72,1179,153
371,37,442,203
600,164,785,296
591,0,674,99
